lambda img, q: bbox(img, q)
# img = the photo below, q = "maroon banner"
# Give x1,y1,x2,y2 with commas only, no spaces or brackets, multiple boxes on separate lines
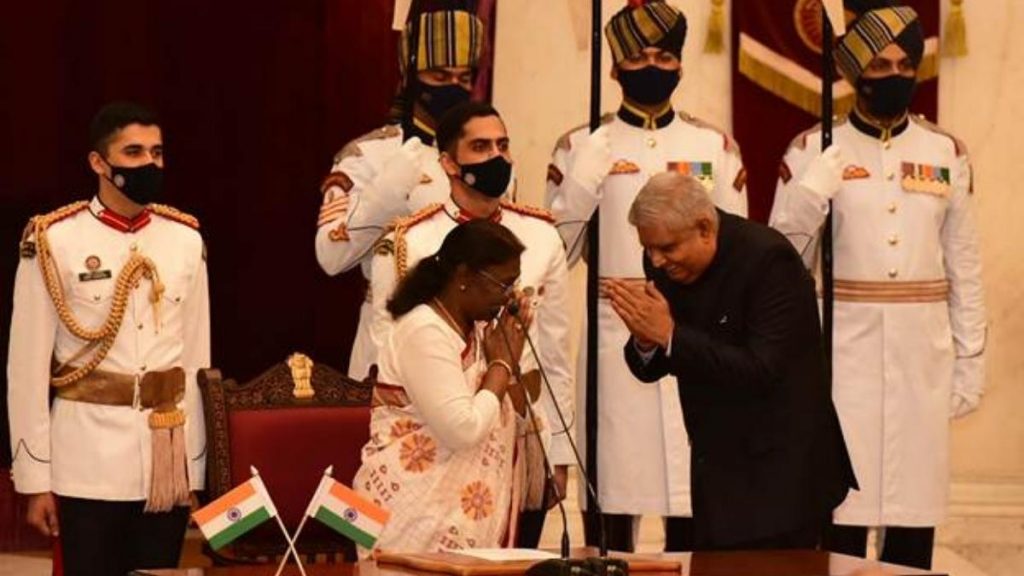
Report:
474,0,498,102
731,0,940,222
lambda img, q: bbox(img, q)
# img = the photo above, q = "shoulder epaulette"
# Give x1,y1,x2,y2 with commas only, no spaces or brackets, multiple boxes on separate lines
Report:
499,200,555,224
789,122,822,152
911,114,968,156
20,201,89,259
20,199,89,258
553,113,615,153
27,201,90,237
677,111,741,154
394,202,444,232
333,125,402,164
149,204,200,230
788,116,847,151
31,201,90,233
393,203,444,279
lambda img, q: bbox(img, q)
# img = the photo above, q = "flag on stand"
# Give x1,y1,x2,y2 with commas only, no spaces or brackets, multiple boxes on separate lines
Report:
193,474,278,551
305,469,390,549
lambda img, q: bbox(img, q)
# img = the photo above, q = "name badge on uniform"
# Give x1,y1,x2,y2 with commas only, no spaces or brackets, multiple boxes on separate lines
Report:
901,162,951,197
667,161,714,191
78,255,112,282
609,159,641,175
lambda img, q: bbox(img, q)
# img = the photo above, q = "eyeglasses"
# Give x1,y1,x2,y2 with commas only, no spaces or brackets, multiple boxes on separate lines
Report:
476,269,520,296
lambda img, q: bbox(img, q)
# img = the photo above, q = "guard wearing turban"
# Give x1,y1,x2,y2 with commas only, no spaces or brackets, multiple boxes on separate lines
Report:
314,4,484,381
315,4,575,552
547,0,748,553
770,3,986,568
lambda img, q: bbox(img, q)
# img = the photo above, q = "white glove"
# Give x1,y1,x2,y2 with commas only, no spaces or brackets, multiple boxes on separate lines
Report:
567,126,614,195
798,145,846,201
950,392,979,419
376,137,427,200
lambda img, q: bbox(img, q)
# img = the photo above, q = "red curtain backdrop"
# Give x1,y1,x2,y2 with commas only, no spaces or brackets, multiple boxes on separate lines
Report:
732,0,940,223
0,0,403,548
0,0,498,547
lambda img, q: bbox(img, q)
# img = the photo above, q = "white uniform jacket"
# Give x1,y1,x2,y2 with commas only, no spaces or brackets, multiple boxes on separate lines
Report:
546,106,749,516
8,197,209,500
315,124,452,380
770,112,986,526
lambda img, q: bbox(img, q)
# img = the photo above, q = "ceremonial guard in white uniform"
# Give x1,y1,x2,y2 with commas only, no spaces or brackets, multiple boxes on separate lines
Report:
371,103,574,545
314,7,486,380
770,5,986,569
8,103,209,575
546,0,747,551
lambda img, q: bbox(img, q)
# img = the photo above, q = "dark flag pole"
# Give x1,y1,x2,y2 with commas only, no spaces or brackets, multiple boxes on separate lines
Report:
585,0,606,557
821,3,836,382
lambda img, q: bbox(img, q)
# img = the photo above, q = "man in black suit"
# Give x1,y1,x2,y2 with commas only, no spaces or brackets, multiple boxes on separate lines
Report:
607,172,857,550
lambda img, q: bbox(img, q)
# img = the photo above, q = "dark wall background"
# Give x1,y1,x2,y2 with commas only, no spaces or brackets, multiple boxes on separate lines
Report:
0,0,404,467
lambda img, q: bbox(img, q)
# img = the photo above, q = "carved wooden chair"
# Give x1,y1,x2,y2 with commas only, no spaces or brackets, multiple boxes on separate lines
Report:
198,355,373,565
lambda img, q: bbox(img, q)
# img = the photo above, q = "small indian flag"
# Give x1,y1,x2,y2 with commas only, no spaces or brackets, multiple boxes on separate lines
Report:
305,468,390,549
193,474,278,551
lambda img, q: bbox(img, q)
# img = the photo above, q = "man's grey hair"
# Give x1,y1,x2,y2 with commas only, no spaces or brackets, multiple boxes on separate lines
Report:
628,172,719,231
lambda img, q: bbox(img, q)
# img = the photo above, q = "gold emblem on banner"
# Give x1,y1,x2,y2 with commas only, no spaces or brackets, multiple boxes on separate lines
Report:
793,0,856,54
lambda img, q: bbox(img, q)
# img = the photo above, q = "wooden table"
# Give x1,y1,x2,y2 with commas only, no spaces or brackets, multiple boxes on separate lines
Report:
134,550,946,576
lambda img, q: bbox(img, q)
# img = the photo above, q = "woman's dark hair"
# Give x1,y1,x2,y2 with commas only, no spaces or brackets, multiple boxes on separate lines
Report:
387,219,525,318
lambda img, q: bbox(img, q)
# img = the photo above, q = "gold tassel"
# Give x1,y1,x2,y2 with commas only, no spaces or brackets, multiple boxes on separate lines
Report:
703,0,726,54
943,0,968,57
171,425,190,506
146,409,189,512
147,427,174,512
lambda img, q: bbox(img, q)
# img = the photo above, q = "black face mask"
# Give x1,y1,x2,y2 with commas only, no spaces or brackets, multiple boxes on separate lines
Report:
418,83,472,122
104,160,164,205
857,75,917,120
458,155,512,199
618,66,680,105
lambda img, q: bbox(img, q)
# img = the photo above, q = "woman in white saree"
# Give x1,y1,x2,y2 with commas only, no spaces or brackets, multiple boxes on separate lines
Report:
353,220,538,555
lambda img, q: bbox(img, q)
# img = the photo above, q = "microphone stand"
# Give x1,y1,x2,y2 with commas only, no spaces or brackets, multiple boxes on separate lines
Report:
498,306,628,576
495,319,571,560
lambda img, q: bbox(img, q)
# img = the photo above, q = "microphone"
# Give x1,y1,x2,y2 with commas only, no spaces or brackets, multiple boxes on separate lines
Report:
499,307,628,576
